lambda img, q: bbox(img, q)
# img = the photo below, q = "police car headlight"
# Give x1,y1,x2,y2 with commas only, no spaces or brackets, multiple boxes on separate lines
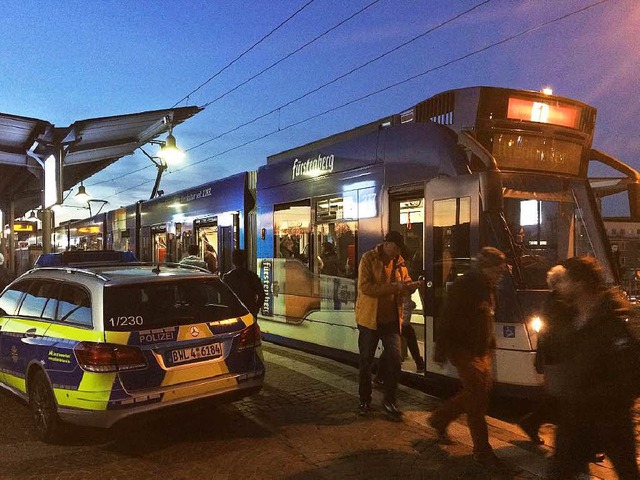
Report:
529,315,544,333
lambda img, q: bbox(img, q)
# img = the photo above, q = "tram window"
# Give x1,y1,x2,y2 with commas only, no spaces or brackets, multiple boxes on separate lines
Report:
274,202,311,266
315,221,357,278
430,197,471,319
503,177,601,288
433,198,471,288
391,196,425,279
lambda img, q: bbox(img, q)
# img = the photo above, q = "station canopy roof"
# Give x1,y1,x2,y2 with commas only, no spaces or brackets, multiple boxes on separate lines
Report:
0,105,202,218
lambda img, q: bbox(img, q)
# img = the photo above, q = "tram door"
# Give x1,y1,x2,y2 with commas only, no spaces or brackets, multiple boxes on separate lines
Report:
389,190,425,375
423,176,479,373
151,225,168,263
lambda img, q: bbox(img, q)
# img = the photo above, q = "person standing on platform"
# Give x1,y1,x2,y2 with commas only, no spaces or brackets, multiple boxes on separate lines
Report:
0,253,12,291
429,247,509,471
179,244,208,269
355,230,419,420
223,249,265,318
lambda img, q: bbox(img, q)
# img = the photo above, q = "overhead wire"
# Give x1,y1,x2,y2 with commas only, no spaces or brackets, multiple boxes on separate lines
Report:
171,0,316,108
110,0,611,196
92,0,489,188
200,0,385,108
187,0,491,152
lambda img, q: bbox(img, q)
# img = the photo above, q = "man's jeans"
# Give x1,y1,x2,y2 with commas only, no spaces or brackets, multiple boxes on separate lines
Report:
358,325,401,404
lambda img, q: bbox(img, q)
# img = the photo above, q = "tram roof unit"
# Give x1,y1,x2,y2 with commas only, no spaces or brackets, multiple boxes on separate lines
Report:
264,86,600,179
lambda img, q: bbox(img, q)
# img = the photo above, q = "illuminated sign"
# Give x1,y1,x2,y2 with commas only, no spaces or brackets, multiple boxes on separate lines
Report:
507,97,581,129
292,154,335,179
13,221,36,232
77,226,101,234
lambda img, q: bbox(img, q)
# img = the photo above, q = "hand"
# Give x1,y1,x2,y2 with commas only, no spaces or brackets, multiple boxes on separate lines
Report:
403,280,422,293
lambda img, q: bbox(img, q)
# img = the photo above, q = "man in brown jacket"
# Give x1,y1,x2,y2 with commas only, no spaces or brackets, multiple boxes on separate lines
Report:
355,231,419,420
429,247,508,471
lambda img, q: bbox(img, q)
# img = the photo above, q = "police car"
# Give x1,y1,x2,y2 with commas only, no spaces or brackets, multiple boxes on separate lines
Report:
0,252,264,442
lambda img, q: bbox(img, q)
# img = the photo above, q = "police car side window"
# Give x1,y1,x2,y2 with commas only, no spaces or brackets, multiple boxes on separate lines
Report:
57,284,92,327
42,282,61,320
18,281,59,319
0,280,31,316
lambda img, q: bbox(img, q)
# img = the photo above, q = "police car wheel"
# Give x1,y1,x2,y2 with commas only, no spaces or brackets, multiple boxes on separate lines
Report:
29,370,62,443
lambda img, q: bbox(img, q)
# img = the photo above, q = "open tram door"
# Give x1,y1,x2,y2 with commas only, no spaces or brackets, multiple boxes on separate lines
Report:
423,176,480,377
195,219,219,273
149,224,167,263
195,213,239,275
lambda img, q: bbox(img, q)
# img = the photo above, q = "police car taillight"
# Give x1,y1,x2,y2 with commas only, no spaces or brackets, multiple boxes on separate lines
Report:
238,323,261,351
74,342,147,372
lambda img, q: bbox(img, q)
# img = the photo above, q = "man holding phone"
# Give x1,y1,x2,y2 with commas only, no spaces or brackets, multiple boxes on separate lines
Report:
355,230,420,420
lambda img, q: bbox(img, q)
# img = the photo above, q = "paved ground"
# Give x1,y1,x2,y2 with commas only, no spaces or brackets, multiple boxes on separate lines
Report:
0,343,627,479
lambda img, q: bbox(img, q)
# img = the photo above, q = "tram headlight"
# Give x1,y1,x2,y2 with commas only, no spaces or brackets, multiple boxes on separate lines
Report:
529,315,544,333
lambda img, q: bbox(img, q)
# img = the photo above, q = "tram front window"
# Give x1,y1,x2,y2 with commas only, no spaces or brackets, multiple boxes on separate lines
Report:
502,174,611,288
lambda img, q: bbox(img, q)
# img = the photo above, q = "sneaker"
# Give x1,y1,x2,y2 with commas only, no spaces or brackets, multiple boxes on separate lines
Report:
416,362,425,374
472,452,512,473
358,401,372,417
517,420,544,445
382,400,403,421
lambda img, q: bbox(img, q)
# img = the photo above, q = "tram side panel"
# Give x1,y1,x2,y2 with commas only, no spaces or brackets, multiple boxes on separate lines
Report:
138,173,250,270
256,130,384,358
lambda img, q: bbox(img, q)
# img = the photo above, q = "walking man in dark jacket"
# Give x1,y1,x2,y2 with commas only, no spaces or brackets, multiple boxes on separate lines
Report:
223,249,265,317
429,247,508,471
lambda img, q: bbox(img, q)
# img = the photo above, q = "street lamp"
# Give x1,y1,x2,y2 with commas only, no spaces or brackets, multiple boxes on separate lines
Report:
140,128,185,200
75,182,91,203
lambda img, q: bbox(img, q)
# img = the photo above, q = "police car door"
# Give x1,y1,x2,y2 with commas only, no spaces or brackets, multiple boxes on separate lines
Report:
0,280,54,393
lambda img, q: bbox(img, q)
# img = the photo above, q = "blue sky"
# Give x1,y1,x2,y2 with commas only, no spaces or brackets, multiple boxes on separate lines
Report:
1,0,638,222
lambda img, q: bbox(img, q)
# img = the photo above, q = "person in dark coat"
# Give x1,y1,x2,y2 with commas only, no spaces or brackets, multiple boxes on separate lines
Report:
517,264,574,445
547,256,639,479
222,249,265,317
429,247,509,472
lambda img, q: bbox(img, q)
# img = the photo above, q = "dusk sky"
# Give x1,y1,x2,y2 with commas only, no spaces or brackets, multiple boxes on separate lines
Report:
1,0,638,222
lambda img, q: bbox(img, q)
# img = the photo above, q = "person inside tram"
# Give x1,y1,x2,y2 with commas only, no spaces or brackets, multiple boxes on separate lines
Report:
204,244,218,273
279,235,295,258
179,244,208,270
319,241,341,276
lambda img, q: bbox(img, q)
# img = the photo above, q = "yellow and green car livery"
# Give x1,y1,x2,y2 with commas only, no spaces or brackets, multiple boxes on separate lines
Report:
0,261,264,442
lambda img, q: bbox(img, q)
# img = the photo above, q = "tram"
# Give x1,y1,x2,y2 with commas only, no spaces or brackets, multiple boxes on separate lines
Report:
41,86,640,396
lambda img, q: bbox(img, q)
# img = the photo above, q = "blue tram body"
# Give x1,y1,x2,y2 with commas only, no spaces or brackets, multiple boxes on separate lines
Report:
42,86,640,397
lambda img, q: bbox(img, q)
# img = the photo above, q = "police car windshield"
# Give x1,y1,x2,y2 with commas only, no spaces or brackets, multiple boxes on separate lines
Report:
103,279,248,331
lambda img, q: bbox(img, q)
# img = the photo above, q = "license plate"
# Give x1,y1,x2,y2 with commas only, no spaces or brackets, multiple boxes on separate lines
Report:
168,343,222,365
